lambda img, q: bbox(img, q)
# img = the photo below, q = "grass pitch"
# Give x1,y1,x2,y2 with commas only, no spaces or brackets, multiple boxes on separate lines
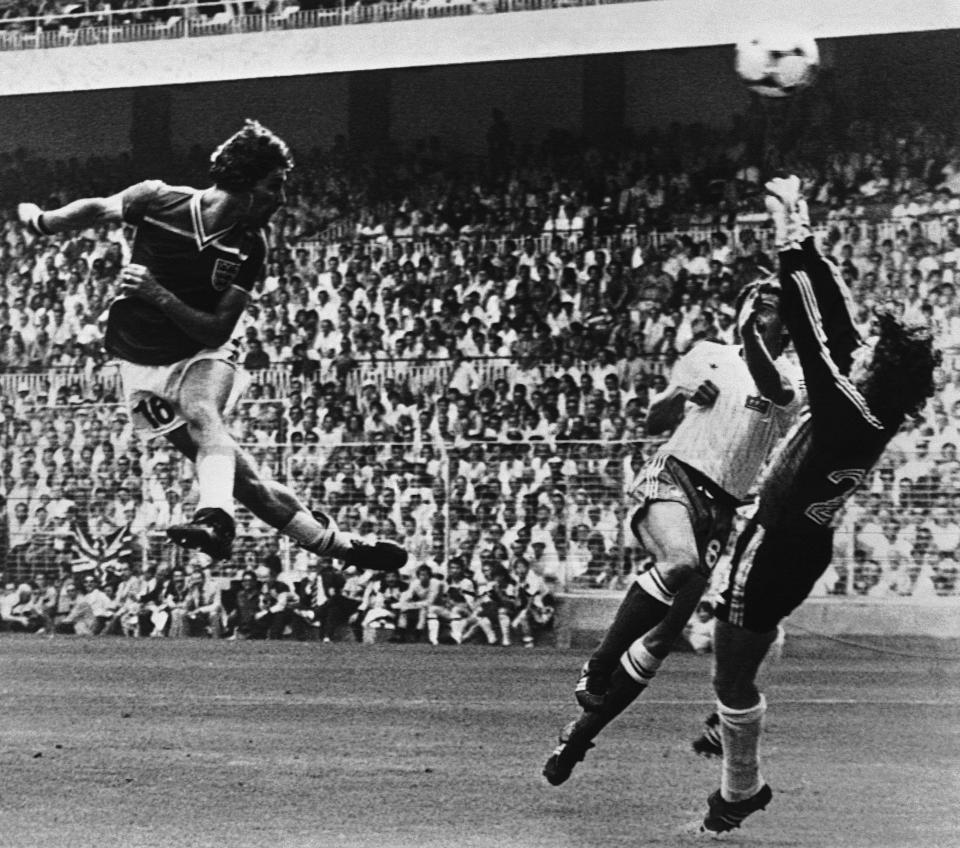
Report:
1,636,957,848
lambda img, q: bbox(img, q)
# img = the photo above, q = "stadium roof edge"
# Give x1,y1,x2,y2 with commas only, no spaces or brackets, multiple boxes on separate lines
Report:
0,0,955,96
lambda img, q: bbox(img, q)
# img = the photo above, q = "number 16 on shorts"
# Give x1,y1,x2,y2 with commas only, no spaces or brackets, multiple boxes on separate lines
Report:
131,394,180,435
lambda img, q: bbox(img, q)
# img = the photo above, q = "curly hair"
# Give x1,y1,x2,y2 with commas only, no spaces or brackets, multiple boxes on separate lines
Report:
861,312,940,427
209,119,294,193
733,276,786,346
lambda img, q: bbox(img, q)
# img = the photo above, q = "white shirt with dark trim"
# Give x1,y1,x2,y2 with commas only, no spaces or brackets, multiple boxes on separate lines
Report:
658,342,800,501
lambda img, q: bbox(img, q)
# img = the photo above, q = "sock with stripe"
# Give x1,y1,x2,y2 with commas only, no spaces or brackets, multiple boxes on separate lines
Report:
564,658,654,750
585,569,675,680
621,639,663,686
282,510,359,557
718,696,767,802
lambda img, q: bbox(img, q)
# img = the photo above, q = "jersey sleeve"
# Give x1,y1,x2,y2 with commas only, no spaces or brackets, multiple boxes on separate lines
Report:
778,252,884,434
120,180,166,225
233,230,268,293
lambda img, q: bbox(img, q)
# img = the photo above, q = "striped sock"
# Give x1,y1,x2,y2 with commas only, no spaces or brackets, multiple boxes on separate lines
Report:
620,639,663,686
635,566,677,607
585,577,674,680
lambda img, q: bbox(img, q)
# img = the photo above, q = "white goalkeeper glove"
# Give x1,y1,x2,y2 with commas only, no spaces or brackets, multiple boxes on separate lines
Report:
17,202,53,236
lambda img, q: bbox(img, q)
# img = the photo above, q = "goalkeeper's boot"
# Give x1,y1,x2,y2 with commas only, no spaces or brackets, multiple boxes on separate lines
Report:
574,660,609,712
700,784,773,835
691,711,723,758
542,720,595,786
167,507,235,561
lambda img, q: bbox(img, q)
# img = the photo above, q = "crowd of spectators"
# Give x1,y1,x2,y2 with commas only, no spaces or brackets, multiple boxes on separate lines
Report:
0,0,517,41
0,549,558,645
0,0,293,34
2,109,960,628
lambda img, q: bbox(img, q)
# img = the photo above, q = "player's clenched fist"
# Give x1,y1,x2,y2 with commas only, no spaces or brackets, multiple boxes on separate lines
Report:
690,380,719,407
17,202,51,236
120,263,167,306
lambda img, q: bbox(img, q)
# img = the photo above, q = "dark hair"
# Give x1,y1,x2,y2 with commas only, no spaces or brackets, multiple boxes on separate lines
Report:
733,277,784,345
209,119,294,192
862,313,940,426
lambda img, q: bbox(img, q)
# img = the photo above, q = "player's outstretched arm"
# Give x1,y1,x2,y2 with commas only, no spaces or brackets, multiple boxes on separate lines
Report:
120,263,247,349
18,193,124,234
740,313,794,407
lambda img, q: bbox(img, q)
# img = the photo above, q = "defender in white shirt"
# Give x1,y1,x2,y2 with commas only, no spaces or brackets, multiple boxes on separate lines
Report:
544,280,800,786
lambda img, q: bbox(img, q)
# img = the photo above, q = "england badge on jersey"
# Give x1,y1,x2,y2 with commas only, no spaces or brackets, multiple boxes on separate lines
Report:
211,257,242,291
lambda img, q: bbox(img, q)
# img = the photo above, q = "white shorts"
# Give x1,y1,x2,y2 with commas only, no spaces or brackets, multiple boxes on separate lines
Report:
118,345,250,439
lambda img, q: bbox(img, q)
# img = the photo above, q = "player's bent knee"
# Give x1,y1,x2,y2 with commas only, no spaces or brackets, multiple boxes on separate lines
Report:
180,400,221,429
234,474,269,510
640,560,698,595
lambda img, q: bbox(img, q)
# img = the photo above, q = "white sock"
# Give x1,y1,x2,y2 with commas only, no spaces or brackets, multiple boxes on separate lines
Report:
718,696,767,802
196,448,235,516
427,618,440,645
450,618,466,644
283,510,357,555
478,618,496,644
282,511,326,547
498,612,511,645
620,639,663,685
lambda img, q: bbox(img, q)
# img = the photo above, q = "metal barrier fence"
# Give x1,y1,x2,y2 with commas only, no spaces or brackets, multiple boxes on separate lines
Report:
3,434,957,601
0,0,651,52
305,214,949,258
0,354,674,401
3,341,959,405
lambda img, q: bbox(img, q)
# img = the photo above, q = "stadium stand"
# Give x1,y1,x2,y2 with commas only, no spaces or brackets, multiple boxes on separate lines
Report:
2,105,960,641
0,0,641,51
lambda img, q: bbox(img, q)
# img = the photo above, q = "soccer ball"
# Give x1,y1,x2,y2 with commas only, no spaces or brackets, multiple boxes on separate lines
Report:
734,32,819,98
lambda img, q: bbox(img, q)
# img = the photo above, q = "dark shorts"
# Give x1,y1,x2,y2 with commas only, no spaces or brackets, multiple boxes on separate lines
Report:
629,454,738,576
715,517,834,633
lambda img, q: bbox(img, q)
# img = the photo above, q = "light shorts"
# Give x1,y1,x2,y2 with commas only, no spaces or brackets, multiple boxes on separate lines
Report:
118,344,250,439
628,453,738,575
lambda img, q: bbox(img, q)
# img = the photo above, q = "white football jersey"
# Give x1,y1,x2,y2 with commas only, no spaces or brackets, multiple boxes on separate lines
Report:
658,342,801,501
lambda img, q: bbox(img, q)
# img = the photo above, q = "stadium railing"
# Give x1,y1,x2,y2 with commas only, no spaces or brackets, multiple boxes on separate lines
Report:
0,0,653,52
5,433,956,601
302,214,952,263
0,352,670,401
4,343,958,405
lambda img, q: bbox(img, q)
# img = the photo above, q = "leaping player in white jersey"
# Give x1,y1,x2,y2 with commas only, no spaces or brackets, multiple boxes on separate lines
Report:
18,120,406,573
543,279,802,785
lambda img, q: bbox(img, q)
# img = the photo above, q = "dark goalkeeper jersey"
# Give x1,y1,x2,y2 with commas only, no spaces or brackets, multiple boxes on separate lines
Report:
104,180,267,366
757,245,900,534
756,409,894,533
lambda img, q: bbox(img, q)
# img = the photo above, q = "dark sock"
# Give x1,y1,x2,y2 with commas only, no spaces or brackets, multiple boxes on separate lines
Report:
569,665,647,746
586,583,671,680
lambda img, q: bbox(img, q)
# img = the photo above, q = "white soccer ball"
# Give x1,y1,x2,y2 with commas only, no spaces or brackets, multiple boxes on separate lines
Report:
735,32,819,98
